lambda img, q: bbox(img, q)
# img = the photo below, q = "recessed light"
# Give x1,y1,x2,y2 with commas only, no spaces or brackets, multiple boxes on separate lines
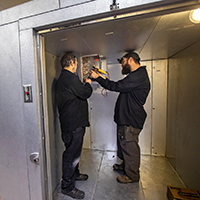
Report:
189,8,200,24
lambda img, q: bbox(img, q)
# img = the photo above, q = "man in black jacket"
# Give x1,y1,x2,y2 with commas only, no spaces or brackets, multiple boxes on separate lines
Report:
90,51,150,184
56,53,92,199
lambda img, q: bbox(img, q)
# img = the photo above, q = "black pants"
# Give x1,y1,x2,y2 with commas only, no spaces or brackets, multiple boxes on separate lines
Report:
117,125,141,181
61,127,85,192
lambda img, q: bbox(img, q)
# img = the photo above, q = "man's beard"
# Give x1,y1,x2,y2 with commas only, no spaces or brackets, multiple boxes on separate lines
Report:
122,63,131,75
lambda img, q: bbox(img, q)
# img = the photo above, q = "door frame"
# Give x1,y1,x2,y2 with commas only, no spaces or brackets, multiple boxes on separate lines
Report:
35,32,53,200
33,2,200,199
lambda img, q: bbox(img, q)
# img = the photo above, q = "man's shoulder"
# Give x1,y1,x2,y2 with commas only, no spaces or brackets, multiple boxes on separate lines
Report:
137,66,147,71
130,66,147,75
60,69,78,79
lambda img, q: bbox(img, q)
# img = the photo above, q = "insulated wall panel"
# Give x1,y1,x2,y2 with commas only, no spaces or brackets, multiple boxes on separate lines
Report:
45,52,63,192
140,61,152,155
19,1,110,31
166,58,179,168
60,0,161,9
152,60,167,156
89,62,152,153
60,0,94,8
20,29,43,200
168,41,200,191
89,64,123,150
0,22,29,200
0,0,59,25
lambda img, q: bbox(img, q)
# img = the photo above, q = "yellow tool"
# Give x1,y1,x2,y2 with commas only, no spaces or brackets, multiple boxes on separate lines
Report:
92,66,107,74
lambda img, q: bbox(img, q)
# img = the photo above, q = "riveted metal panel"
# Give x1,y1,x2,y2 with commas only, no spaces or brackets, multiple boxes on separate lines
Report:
20,29,43,200
0,22,29,200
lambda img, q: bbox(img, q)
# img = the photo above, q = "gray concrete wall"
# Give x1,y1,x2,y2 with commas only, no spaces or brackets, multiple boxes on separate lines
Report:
167,40,200,191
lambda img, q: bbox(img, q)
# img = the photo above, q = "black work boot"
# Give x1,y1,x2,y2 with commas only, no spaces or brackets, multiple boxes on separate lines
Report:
113,163,124,171
61,187,85,199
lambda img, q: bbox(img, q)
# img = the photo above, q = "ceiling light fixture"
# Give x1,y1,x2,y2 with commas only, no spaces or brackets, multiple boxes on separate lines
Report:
189,8,200,23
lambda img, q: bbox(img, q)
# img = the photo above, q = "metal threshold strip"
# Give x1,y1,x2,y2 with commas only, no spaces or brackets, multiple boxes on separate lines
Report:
37,1,200,35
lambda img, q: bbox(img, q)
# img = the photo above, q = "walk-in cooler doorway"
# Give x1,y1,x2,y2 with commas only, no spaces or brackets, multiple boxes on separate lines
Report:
37,4,200,199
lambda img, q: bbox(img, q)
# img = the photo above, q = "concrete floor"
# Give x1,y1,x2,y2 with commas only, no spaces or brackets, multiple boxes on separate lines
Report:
53,149,185,200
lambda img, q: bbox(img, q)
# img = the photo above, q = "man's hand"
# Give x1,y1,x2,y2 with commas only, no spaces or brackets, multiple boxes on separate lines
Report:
90,70,99,79
85,78,92,84
90,70,106,79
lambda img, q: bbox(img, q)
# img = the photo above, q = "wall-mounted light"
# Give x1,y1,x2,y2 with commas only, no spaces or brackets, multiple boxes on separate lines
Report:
189,8,200,24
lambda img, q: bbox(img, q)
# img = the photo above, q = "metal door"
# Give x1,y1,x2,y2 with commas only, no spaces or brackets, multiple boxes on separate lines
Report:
20,29,52,200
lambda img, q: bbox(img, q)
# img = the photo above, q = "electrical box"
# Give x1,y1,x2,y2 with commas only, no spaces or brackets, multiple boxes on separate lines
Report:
23,85,33,102
79,54,108,96
79,54,107,82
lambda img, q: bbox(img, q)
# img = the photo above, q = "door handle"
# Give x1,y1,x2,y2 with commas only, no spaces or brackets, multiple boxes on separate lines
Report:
30,152,40,165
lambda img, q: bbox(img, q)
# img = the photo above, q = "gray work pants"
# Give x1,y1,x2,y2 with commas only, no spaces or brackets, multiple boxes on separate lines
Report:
117,125,141,181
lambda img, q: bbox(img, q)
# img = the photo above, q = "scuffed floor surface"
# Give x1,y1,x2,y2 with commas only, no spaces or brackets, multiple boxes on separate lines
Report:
53,149,185,200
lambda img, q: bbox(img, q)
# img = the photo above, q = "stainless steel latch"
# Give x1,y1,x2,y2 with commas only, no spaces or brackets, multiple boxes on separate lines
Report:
30,152,40,165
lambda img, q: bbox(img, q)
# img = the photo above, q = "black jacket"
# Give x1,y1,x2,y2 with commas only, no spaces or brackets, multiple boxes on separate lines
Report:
96,66,150,129
56,69,93,132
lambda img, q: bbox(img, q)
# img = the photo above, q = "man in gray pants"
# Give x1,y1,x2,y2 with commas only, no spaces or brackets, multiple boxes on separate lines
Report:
90,52,150,183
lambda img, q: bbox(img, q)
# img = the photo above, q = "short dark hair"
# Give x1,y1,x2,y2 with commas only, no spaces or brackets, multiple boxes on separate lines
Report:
60,53,76,69
123,51,140,65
